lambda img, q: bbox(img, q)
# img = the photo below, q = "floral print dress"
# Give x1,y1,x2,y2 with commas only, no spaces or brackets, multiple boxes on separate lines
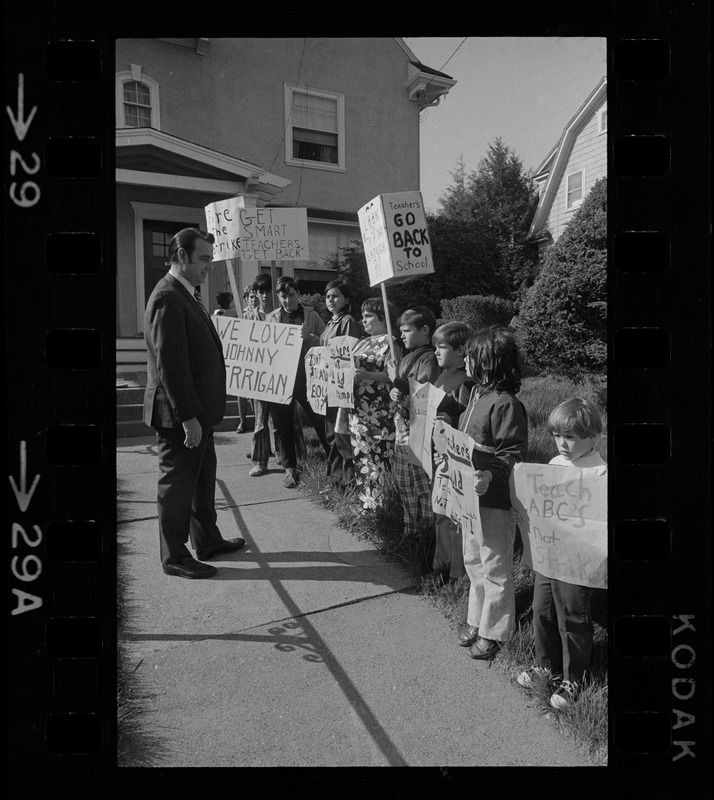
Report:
348,333,400,510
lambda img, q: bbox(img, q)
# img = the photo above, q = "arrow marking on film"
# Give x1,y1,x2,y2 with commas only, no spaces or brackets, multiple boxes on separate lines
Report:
9,440,41,513
6,73,38,142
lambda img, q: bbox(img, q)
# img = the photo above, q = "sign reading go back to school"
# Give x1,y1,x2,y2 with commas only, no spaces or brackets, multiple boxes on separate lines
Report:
205,200,309,262
510,463,608,589
212,316,301,404
357,191,434,286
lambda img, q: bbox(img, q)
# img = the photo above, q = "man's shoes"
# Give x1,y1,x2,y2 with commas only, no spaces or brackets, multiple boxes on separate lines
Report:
196,538,246,561
236,423,249,434
468,637,501,660
163,557,217,579
249,464,266,476
457,625,479,647
283,468,299,488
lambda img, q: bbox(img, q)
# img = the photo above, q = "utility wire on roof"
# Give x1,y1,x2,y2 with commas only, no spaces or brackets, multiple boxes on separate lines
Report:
417,37,467,103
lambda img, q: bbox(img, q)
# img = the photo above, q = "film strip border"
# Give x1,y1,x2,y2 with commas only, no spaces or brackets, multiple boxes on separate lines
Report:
4,6,710,798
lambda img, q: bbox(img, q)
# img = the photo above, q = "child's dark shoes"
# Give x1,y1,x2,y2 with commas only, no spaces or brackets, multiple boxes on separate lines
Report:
468,637,501,660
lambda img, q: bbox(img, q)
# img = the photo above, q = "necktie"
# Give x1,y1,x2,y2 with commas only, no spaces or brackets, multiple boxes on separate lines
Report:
194,288,209,317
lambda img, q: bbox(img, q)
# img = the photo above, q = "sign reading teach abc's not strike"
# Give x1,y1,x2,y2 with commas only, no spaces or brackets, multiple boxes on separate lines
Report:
205,200,309,262
358,192,434,286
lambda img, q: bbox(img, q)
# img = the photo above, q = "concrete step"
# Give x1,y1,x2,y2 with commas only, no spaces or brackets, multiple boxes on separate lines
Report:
117,387,145,405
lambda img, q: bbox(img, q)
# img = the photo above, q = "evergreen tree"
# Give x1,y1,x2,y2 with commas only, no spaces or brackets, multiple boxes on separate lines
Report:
435,139,539,300
513,177,607,380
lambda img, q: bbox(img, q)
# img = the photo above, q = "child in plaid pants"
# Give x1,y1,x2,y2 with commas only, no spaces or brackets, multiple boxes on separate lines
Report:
389,307,440,539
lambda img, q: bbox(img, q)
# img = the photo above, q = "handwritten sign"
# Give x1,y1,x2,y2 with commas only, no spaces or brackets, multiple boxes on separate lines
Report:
408,381,445,475
358,191,434,286
204,203,309,262
510,463,608,589
238,207,309,262
431,421,481,538
305,347,330,414
213,316,301,404
205,197,242,260
327,335,358,409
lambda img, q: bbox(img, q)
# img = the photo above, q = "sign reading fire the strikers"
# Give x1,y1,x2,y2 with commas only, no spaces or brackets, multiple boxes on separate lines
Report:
205,202,309,262
213,316,301,404
358,191,434,286
510,463,608,589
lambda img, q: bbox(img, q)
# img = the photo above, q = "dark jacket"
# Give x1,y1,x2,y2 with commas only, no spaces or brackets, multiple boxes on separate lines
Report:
458,387,528,509
143,273,227,429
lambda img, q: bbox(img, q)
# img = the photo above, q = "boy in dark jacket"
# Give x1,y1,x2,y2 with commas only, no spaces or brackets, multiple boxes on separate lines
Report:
389,307,440,539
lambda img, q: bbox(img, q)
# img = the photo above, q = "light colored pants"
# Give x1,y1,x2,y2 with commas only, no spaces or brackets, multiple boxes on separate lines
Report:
463,507,516,641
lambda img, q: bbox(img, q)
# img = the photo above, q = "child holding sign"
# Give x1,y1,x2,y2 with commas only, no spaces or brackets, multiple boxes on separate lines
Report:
349,297,403,511
268,276,330,488
515,397,606,708
431,322,476,582
389,307,440,540
320,280,362,490
456,326,528,661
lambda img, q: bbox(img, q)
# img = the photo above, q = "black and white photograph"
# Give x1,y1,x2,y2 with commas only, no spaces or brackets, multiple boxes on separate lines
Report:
116,36,610,768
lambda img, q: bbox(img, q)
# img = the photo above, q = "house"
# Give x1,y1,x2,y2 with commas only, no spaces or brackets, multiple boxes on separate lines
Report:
115,37,456,353
526,76,607,258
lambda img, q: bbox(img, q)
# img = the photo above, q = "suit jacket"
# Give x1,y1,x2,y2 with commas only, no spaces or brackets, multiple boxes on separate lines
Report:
143,273,226,429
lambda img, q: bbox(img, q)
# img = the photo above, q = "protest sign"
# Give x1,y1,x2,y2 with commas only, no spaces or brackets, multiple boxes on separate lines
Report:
213,316,301,404
205,197,242,260
305,347,330,414
431,421,481,538
510,463,608,589
408,381,445,475
358,191,434,286
326,335,358,409
238,207,309,262
204,203,309,263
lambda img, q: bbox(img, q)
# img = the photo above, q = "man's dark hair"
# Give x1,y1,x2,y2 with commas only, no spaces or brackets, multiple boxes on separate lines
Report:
168,228,215,265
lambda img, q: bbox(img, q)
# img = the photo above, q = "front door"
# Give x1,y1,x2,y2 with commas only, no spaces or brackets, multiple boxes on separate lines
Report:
143,219,200,302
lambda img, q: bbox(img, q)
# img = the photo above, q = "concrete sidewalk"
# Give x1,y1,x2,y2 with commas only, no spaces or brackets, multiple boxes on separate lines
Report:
118,430,592,767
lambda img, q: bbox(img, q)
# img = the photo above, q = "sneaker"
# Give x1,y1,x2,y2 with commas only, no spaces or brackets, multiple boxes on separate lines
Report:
550,680,580,708
516,666,552,688
283,468,299,488
249,464,266,477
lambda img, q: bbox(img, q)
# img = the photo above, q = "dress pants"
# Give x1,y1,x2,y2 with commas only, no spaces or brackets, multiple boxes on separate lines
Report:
463,506,516,642
155,426,225,564
532,571,594,683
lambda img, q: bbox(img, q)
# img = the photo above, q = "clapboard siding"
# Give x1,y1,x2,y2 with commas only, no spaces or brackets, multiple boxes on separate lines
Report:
543,101,607,242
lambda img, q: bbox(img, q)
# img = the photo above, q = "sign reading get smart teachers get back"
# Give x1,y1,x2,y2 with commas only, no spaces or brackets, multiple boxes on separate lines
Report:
205,202,309,262
358,191,434,286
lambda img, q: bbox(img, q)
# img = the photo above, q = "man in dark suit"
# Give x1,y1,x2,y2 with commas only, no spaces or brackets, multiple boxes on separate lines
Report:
144,227,245,578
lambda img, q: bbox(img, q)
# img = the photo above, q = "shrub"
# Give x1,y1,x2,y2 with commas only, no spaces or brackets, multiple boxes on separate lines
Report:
439,294,515,331
299,292,330,322
513,178,607,381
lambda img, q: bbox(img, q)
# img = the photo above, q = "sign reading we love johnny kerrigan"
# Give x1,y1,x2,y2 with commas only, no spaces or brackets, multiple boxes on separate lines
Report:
358,191,434,287
212,316,301,404
510,463,608,589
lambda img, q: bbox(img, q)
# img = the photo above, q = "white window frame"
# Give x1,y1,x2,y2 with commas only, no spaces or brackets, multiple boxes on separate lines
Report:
598,105,607,135
565,169,584,212
116,67,161,130
284,84,345,173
